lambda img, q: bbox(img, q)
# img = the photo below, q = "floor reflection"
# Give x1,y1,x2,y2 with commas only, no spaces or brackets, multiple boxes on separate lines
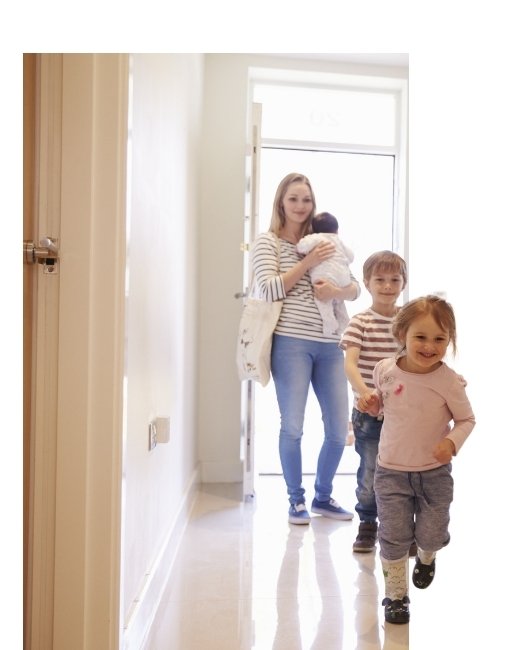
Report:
272,527,304,649
353,552,382,649
147,475,409,649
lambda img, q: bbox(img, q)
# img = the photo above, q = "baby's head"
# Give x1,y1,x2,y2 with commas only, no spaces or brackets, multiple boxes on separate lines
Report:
363,250,408,289
312,212,339,234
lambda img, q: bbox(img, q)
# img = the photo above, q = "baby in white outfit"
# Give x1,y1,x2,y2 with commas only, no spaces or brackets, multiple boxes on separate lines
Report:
296,212,354,336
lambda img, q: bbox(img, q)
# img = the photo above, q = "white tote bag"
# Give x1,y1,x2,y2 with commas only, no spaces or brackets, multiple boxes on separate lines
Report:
236,234,282,387
236,294,282,386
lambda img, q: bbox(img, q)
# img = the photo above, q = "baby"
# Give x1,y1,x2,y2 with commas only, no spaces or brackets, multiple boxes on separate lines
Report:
296,212,354,336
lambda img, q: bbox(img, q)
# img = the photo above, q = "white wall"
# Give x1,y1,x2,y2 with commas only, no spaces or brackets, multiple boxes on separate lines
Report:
406,56,530,648
198,54,408,483
121,54,203,646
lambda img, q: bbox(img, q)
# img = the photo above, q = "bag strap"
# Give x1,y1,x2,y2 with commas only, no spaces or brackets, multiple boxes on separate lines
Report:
249,233,280,299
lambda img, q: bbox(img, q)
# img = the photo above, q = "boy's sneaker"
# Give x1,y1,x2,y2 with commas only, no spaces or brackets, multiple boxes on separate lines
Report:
288,502,310,525
311,498,353,521
382,596,410,624
352,521,378,552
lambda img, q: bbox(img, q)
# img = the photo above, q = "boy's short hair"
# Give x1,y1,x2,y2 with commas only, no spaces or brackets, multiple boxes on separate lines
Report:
363,250,408,288
312,212,339,234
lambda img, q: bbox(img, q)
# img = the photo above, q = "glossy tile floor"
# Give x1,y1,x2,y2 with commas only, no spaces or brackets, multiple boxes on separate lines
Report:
147,475,409,650
145,471,521,650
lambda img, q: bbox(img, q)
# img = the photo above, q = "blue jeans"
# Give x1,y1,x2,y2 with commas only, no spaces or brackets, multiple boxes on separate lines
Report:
271,334,349,505
351,408,382,522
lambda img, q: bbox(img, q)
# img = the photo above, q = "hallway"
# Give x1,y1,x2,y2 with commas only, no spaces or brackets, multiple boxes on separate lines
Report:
146,474,408,649
21,49,530,650
144,462,521,650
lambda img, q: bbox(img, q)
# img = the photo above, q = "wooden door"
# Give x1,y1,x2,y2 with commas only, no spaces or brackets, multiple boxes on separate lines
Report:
23,52,63,650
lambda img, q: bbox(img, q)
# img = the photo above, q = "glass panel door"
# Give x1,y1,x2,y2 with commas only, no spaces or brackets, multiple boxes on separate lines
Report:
255,147,395,475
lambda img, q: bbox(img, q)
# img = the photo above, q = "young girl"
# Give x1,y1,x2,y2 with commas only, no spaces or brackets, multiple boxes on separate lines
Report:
357,295,475,624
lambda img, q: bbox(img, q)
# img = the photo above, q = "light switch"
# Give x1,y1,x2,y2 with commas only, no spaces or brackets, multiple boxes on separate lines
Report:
155,416,170,443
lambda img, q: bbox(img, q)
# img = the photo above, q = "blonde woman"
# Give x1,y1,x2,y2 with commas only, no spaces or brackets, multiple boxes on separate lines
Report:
252,173,361,524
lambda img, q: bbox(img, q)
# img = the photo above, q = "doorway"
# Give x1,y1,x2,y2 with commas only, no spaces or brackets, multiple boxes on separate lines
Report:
254,146,396,476
241,70,408,496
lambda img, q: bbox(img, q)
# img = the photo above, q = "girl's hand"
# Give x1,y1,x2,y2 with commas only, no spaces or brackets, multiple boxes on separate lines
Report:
357,391,380,416
433,438,455,464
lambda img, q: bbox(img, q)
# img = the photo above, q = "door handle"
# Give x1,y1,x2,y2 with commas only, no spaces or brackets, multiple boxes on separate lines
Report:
23,236,59,273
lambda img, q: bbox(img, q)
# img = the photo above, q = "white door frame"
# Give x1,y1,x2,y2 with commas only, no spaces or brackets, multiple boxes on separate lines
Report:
241,103,262,498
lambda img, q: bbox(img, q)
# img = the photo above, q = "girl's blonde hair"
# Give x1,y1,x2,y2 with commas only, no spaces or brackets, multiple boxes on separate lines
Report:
268,173,316,237
392,294,457,354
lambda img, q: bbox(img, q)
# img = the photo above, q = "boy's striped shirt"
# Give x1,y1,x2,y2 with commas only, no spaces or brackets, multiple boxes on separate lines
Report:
339,309,399,392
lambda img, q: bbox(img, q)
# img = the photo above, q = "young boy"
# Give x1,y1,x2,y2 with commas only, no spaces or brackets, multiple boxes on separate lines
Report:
339,250,409,552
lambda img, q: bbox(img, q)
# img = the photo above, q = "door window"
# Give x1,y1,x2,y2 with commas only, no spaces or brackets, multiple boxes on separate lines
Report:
256,147,396,474
250,74,407,476
253,83,397,146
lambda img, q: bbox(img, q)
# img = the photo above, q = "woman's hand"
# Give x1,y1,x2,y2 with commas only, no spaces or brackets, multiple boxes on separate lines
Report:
313,279,337,301
303,241,335,270
282,242,335,294
314,279,360,302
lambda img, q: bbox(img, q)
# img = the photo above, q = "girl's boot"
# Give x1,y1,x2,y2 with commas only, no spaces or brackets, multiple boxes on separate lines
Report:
381,555,410,624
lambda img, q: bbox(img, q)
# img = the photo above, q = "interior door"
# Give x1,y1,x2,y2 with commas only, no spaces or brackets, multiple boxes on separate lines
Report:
24,53,63,649
240,102,262,498
24,54,127,650
23,51,36,650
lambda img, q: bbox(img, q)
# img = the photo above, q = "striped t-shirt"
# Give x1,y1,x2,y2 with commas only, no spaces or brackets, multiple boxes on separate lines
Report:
252,232,358,343
339,308,400,399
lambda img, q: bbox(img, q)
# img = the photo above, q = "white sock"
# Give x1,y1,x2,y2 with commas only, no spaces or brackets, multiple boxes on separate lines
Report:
381,554,409,600
417,547,436,565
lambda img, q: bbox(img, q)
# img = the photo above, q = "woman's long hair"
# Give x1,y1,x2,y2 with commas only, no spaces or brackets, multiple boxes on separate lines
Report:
268,173,316,238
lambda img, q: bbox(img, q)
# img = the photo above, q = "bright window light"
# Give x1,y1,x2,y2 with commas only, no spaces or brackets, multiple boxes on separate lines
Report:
253,83,396,146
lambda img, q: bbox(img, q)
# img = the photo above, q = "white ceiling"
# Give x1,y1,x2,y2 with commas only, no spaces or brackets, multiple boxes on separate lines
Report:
265,53,408,68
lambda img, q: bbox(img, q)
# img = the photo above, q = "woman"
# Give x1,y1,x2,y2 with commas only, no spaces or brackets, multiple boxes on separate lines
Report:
252,173,361,524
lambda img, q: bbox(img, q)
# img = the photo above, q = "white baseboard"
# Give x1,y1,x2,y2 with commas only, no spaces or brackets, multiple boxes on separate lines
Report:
121,468,199,650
